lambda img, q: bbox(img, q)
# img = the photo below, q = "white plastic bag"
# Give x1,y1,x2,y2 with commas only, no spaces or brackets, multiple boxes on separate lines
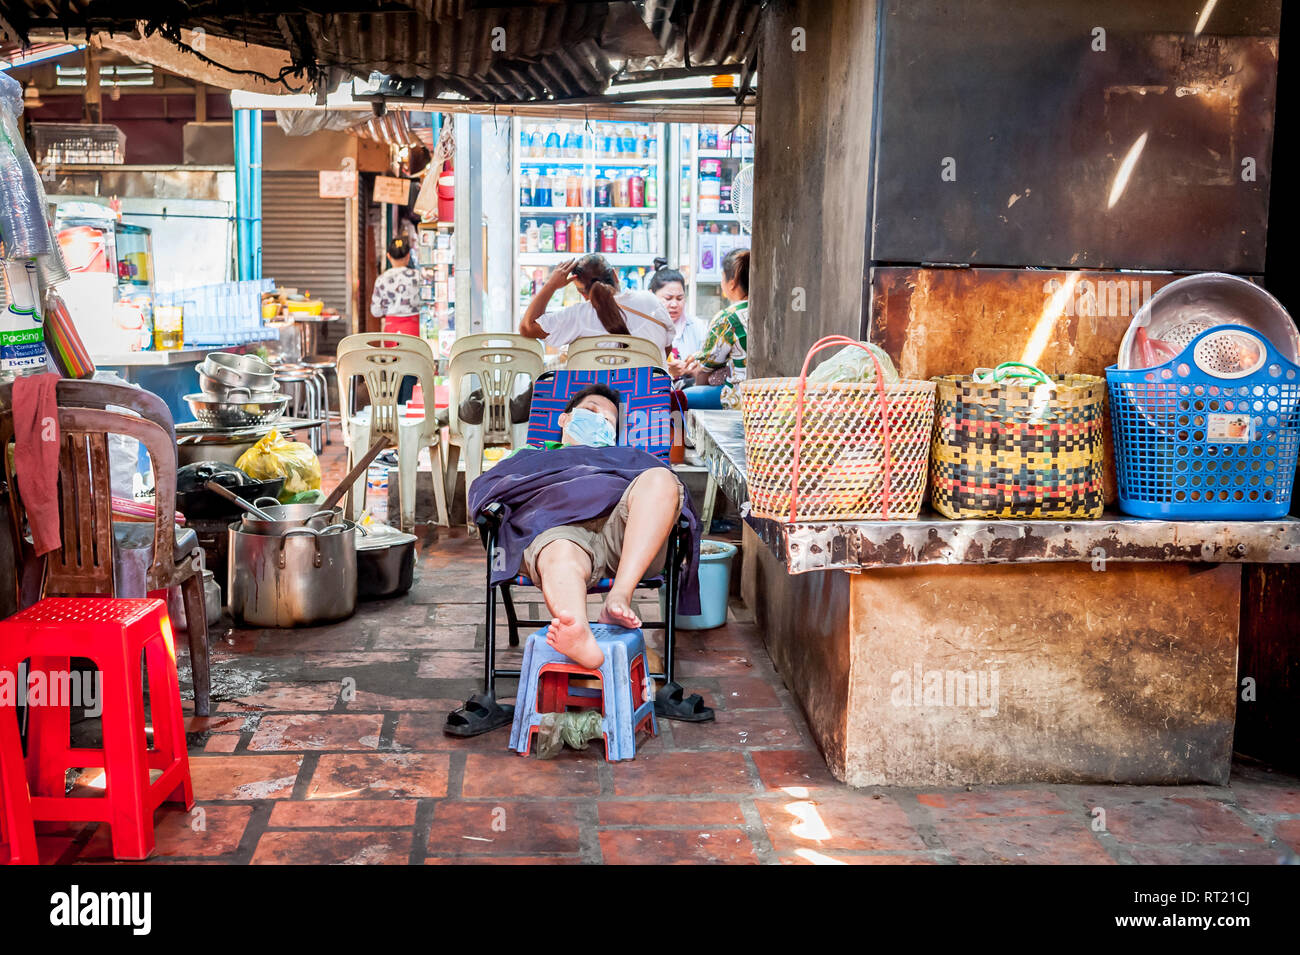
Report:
92,369,149,498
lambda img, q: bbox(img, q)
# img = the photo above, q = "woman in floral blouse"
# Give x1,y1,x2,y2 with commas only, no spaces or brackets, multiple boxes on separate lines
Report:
676,249,750,410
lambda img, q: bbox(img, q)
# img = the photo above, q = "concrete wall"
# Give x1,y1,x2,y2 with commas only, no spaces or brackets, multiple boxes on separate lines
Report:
749,0,879,379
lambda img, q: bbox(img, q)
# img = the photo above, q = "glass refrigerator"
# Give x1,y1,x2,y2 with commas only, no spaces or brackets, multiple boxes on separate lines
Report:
669,122,754,323
513,117,667,324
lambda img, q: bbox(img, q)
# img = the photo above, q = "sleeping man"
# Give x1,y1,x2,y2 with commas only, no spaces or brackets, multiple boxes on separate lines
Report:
468,384,701,671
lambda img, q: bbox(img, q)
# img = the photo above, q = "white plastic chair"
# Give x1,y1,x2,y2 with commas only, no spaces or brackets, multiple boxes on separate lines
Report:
446,334,544,530
336,332,449,530
565,334,665,371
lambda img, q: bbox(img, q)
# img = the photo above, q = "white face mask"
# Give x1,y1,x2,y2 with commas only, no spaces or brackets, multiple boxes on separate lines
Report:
565,407,616,447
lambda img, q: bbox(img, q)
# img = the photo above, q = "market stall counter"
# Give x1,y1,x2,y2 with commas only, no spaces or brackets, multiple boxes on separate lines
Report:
687,409,1300,788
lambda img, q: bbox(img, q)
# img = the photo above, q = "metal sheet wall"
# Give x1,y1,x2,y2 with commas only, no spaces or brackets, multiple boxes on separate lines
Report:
261,171,350,322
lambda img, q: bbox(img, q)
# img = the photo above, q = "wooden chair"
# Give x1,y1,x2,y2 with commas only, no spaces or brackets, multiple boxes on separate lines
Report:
0,379,212,716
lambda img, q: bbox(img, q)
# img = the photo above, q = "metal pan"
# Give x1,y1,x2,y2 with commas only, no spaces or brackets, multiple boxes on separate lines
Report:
240,498,343,535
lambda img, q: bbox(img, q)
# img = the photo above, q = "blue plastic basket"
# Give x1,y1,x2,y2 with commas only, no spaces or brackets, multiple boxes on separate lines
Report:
1106,324,1300,519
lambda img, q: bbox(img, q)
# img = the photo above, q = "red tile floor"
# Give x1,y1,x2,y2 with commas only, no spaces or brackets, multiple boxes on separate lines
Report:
33,447,1300,865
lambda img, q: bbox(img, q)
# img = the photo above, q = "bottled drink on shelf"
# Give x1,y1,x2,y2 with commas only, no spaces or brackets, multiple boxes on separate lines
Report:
582,175,593,206
519,173,533,207
645,173,657,208
554,218,568,253
631,222,649,254
595,177,611,207
526,220,540,253
616,224,633,254
569,216,584,254
619,125,636,158
600,221,617,253
534,172,552,207
563,125,580,158
628,173,644,208
538,221,555,253
612,176,629,208
544,125,561,158
566,174,581,207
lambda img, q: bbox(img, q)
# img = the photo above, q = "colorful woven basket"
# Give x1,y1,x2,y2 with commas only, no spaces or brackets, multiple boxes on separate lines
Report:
930,373,1107,519
741,336,936,522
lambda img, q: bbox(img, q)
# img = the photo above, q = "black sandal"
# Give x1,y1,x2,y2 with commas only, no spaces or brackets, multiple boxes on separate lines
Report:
654,682,715,722
444,693,515,738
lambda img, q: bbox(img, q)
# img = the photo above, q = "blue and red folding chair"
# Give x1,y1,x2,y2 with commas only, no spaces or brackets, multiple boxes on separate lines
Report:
445,367,715,737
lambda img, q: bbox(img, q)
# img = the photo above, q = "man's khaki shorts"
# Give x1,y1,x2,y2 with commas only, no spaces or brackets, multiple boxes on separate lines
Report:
521,470,685,587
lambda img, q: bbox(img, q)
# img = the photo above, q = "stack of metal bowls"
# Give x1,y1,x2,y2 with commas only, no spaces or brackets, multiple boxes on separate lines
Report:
186,352,288,429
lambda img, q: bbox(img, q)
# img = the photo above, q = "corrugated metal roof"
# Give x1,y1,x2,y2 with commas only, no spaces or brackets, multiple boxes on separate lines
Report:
2,1,764,105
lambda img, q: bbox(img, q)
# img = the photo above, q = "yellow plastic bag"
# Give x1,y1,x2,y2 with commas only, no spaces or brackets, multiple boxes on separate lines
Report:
235,430,321,501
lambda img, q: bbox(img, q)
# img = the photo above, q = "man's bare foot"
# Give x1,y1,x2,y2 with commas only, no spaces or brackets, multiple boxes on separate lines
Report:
546,610,605,669
598,591,641,629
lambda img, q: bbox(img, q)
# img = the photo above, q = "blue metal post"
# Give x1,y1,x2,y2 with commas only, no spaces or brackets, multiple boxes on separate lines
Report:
233,109,263,280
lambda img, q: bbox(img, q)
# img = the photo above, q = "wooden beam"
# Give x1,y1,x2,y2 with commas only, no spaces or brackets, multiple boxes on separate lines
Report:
195,82,207,122
83,46,101,123
90,29,299,95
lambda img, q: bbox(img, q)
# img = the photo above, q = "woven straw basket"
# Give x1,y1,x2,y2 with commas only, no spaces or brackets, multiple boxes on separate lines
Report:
930,373,1107,520
741,336,936,522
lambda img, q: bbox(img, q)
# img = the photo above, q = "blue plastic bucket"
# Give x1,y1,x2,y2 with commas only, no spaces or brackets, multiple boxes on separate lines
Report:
663,540,738,630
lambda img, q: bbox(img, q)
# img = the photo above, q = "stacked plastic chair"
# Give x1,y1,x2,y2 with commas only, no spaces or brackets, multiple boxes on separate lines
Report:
509,624,657,761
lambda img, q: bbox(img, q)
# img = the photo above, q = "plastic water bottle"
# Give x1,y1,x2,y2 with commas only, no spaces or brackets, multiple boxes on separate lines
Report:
0,258,49,380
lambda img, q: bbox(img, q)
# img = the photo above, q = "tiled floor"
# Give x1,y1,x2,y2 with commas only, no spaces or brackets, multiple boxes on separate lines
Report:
30,448,1300,865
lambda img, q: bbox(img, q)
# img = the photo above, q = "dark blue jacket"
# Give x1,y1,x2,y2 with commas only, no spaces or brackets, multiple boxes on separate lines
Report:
468,444,701,614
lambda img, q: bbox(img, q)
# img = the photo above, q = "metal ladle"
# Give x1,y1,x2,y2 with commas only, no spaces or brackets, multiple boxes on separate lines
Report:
203,480,280,522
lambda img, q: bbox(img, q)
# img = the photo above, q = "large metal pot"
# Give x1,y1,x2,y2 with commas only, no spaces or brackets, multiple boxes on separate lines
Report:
239,498,342,535
228,522,357,627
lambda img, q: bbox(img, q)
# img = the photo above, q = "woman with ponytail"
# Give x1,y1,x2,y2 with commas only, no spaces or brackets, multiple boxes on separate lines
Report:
520,253,675,354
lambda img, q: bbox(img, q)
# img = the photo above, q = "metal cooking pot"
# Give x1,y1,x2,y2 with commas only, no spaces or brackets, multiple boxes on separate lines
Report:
356,525,417,599
228,522,357,627
239,498,342,535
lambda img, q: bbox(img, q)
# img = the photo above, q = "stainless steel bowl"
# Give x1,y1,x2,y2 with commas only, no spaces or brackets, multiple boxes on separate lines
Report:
185,392,289,429
199,368,281,401
1119,273,1300,369
201,352,276,392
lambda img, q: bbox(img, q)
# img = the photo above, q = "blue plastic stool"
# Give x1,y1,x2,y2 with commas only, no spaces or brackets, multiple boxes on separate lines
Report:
509,624,658,761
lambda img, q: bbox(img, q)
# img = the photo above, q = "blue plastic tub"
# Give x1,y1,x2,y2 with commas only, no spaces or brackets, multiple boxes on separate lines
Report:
663,540,738,630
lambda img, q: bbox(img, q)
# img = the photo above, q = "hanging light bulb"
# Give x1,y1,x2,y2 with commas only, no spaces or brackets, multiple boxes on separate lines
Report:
110,82,121,101
23,80,44,109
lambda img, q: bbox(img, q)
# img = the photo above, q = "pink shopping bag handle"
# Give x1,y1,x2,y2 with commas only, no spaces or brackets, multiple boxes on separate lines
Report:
789,335,893,523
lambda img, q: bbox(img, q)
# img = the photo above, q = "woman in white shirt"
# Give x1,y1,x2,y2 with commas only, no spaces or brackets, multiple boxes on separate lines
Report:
520,254,675,354
648,263,707,373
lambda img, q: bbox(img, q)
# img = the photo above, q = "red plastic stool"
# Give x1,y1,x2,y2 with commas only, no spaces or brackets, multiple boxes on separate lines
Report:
0,598,194,860
0,673,38,865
